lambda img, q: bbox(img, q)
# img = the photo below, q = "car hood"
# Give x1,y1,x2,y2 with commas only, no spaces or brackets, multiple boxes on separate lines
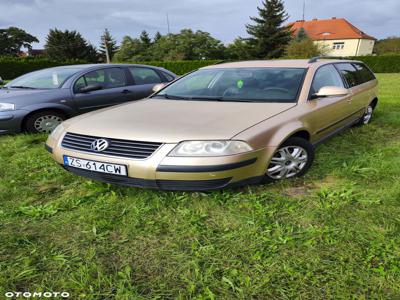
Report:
65,99,296,143
0,88,56,101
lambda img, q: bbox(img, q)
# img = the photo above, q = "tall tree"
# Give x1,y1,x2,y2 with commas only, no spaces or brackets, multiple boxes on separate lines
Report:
154,31,162,43
45,29,99,62
99,28,118,62
140,30,152,48
295,27,308,41
246,0,292,59
0,27,39,56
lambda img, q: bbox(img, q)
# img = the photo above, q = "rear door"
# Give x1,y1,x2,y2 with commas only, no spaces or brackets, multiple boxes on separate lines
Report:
350,63,376,111
119,67,165,101
334,63,367,118
306,64,353,141
72,67,128,112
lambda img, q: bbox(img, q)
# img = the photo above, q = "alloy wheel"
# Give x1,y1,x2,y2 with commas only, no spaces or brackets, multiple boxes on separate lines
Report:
267,146,308,180
363,106,373,124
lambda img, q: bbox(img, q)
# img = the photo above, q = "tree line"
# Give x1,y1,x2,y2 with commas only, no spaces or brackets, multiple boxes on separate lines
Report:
0,0,398,63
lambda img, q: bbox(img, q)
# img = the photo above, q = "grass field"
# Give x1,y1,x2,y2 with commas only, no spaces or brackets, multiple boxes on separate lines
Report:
0,74,399,299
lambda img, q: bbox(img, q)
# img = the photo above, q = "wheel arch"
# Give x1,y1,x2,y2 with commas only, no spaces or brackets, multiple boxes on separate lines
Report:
21,105,73,131
370,97,378,109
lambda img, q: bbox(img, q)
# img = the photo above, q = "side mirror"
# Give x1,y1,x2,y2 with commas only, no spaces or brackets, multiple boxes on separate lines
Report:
311,86,350,99
152,83,166,93
78,84,103,93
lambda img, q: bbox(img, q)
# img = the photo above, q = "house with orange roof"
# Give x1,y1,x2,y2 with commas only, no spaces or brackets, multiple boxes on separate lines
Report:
290,17,376,57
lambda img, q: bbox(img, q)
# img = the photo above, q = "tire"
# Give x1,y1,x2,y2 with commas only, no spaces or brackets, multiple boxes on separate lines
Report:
25,110,66,134
263,137,315,183
355,103,374,126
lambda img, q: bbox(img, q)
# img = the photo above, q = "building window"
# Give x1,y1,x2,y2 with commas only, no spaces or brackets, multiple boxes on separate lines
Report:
332,42,345,50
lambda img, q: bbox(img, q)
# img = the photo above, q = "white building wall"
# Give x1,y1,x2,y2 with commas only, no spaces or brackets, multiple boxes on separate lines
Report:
314,39,375,57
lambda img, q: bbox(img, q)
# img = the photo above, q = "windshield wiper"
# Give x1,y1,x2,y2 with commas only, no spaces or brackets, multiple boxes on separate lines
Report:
155,94,190,100
8,85,37,89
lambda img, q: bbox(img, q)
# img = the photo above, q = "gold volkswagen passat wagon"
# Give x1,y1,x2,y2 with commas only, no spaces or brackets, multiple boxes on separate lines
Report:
46,58,378,191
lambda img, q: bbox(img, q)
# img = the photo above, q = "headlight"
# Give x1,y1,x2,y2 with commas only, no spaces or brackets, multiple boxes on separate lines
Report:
169,140,253,157
0,103,15,112
48,123,65,138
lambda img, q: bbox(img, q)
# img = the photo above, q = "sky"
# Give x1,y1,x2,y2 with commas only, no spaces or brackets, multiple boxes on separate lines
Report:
0,0,399,49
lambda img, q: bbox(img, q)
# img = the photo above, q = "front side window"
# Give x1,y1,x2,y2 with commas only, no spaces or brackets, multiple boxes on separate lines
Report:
6,67,83,89
335,63,359,87
154,68,306,103
311,65,344,95
74,68,127,92
129,67,162,85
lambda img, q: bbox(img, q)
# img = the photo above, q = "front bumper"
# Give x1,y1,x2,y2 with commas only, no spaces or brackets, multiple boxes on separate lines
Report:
46,136,277,191
0,110,27,135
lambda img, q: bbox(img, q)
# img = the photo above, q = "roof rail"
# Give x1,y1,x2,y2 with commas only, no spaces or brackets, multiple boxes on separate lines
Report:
308,56,349,63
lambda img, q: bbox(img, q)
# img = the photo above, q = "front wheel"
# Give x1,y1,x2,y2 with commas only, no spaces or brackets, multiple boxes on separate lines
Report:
263,137,315,183
25,110,66,134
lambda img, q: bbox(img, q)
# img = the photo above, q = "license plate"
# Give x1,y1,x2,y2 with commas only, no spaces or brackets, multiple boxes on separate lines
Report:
63,156,127,176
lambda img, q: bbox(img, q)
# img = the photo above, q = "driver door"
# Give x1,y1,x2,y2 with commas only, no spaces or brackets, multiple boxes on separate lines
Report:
73,68,128,113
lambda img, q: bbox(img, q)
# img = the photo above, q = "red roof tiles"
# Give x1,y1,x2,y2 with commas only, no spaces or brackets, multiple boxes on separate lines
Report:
289,18,375,41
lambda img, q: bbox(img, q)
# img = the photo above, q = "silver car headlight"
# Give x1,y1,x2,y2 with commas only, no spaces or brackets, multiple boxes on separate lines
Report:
169,140,253,157
0,103,15,112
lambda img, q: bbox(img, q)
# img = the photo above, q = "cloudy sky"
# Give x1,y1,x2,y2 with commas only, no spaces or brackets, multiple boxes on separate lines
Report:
0,0,398,49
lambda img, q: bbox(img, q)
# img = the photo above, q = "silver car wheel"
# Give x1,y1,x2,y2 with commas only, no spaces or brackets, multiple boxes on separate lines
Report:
34,115,63,133
363,106,373,124
267,146,308,180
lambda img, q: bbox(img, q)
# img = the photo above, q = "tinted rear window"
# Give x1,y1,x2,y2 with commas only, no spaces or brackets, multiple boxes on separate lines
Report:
335,63,359,87
352,63,376,83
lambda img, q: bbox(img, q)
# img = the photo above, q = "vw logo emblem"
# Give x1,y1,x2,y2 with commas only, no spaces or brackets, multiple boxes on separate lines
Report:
91,139,109,152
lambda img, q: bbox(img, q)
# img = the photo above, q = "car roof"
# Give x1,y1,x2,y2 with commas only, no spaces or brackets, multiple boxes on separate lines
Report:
50,63,166,70
202,59,362,70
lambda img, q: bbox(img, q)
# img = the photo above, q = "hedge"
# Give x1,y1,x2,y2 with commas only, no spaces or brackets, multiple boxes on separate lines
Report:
1,55,399,80
349,55,400,73
0,57,87,80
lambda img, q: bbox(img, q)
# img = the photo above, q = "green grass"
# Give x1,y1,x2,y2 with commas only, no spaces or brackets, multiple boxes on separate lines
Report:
1,74,399,299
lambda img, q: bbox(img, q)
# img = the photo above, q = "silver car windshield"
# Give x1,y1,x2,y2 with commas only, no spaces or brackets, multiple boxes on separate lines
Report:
6,67,84,89
155,68,306,103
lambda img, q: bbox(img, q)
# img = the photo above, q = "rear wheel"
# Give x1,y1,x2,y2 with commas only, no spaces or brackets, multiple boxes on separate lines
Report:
356,104,374,126
25,110,66,134
263,137,314,183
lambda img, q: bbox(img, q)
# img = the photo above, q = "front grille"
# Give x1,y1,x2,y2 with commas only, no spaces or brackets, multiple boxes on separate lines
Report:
61,132,162,159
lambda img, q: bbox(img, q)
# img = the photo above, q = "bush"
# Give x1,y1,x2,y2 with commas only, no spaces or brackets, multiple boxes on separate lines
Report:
350,55,400,73
0,57,87,79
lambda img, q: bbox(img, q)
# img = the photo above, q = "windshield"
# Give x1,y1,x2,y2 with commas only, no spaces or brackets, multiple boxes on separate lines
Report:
6,67,84,89
155,67,306,103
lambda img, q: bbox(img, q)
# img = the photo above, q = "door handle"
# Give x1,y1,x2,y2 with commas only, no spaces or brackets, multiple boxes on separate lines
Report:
121,89,131,94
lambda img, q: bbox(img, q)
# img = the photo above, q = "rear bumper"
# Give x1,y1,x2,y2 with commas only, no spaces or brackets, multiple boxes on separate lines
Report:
0,110,27,135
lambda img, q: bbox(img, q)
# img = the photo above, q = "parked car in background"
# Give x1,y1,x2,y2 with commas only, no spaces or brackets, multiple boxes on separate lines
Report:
0,64,176,134
46,58,378,191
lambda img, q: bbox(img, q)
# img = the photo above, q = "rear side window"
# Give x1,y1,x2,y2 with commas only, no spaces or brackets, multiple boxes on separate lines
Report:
162,71,175,82
129,67,162,85
335,63,359,87
311,64,344,95
74,68,127,92
352,63,376,83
